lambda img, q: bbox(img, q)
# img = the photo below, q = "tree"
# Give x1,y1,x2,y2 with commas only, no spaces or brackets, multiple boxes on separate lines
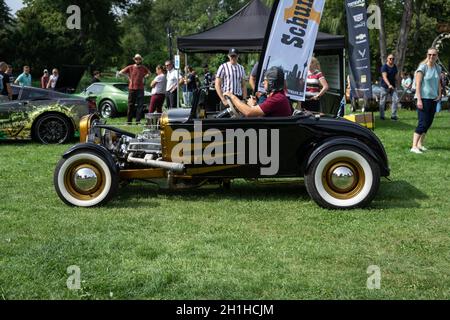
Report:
395,0,413,81
10,0,127,74
376,0,387,65
0,0,14,59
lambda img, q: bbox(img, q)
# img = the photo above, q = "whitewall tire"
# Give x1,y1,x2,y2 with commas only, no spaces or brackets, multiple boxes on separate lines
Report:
305,146,380,209
54,152,118,207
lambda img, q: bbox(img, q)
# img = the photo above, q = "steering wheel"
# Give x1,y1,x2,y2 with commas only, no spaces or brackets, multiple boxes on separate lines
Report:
225,95,242,118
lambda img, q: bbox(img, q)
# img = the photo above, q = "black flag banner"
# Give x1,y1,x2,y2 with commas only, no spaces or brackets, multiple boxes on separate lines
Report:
345,0,372,99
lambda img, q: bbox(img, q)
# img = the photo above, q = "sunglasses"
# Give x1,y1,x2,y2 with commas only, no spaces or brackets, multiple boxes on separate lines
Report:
388,57,395,60
428,54,437,57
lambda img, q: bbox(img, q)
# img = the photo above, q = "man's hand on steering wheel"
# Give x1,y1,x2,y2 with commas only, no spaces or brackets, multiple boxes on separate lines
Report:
223,92,242,118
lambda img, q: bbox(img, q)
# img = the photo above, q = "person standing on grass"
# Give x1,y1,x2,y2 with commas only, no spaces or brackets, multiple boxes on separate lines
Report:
6,65,14,83
302,57,329,112
119,54,151,124
41,69,49,89
0,62,13,102
379,54,399,121
14,66,32,87
215,48,247,110
47,68,59,90
436,69,447,113
182,66,198,107
203,64,214,88
410,48,442,154
165,60,178,109
149,65,166,114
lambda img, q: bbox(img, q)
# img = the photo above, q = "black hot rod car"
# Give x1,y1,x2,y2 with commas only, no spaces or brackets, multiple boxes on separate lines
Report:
53,92,390,209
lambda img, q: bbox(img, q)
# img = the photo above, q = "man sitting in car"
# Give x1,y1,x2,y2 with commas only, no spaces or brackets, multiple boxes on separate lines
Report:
224,66,292,117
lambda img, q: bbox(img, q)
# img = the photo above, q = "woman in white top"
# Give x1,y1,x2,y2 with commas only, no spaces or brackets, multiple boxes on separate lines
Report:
149,65,167,113
47,68,59,90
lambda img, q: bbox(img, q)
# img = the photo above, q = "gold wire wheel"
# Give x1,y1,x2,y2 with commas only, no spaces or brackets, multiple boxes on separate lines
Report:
64,160,107,201
322,157,366,200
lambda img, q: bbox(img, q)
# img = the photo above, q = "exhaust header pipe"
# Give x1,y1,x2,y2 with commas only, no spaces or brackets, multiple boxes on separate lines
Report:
128,154,185,173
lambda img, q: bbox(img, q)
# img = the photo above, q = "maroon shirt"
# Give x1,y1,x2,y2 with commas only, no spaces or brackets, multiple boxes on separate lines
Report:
122,64,150,90
259,91,292,117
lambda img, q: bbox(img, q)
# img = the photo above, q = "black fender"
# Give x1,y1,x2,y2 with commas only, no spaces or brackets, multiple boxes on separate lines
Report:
305,137,390,177
62,143,118,174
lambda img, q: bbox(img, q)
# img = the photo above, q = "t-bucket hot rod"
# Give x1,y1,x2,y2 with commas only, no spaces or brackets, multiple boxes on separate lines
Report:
54,91,390,209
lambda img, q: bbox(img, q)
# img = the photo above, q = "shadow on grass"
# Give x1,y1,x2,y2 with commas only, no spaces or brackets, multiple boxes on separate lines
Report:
110,180,311,207
108,179,428,210
0,140,76,147
373,120,416,131
373,179,429,208
425,146,450,152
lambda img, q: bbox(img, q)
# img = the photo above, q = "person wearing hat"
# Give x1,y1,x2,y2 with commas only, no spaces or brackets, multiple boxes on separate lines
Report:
119,54,151,124
41,69,49,89
215,48,247,109
224,66,291,118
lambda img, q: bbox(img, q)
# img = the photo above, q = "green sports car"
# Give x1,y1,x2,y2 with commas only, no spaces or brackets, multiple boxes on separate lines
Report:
76,82,152,118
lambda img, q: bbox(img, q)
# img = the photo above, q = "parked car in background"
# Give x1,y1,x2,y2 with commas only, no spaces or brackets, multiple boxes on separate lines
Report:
0,85,96,144
350,84,416,112
371,84,414,108
75,83,152,119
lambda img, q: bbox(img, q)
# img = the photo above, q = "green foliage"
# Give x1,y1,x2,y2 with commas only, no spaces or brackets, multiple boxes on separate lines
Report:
0,0,15,59
3,0,127,76
0,0,448,84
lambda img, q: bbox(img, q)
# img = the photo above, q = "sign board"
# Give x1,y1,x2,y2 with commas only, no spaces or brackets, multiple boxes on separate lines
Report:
316,54,341,95
174,55,180,70
257,0,327,102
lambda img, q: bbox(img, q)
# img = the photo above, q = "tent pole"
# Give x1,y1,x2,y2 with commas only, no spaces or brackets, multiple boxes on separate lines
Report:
177,50,180,108
185,53,188,108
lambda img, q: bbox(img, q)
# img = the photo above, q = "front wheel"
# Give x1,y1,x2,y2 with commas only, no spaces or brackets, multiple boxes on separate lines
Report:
305,146,380,209
99,100,117,119
54,151,118,207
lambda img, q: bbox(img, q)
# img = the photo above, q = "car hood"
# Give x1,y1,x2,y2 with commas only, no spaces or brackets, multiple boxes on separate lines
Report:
55,65,87,94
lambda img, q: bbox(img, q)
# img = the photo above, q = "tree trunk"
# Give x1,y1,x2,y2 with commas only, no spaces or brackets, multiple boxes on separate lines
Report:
395,0,413,86
413,0,425,54
377,0,387,65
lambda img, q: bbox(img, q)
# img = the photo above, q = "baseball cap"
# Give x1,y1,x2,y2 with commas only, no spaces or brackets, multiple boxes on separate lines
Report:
228,48,239,56
134,54,143,60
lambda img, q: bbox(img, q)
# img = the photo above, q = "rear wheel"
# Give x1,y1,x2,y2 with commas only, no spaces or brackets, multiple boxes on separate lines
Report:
99,100,117,119
54,151,118,207
34,113,72,144
305,146,380,209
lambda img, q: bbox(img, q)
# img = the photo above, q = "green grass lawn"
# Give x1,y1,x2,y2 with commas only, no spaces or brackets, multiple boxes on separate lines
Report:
1,109,450,300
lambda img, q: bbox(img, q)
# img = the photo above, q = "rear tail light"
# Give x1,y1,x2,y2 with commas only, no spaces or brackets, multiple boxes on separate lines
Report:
87,98,97,114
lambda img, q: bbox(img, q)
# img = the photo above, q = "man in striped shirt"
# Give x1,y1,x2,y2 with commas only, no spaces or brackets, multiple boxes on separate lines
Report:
215,48,248,109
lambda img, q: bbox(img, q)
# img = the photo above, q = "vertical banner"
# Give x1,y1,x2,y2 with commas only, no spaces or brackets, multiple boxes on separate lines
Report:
345,0,372,99
257,0,326,102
